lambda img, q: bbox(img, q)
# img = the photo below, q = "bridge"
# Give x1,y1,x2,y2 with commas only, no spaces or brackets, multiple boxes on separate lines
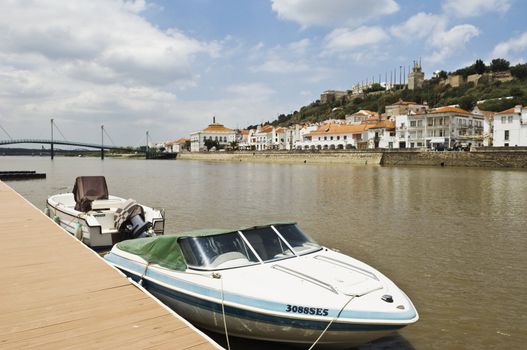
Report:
0,138,141,159
0,138,127,150
0,119,155,159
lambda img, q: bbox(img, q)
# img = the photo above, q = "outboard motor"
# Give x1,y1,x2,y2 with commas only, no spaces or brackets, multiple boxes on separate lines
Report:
114,199,154,239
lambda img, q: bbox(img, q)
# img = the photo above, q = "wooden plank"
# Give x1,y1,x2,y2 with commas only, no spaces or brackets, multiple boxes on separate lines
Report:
0,181,220,350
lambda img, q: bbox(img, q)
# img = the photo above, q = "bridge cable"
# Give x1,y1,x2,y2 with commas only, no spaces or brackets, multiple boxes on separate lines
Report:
0,124,13,140
103,128,116,147
53,122,68,141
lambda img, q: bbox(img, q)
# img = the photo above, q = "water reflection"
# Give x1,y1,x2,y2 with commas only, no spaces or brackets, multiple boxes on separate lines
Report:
4,157,527,349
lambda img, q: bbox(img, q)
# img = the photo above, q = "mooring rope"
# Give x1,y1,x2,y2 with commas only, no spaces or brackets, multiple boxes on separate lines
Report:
212,272,231,350
308,295,356,350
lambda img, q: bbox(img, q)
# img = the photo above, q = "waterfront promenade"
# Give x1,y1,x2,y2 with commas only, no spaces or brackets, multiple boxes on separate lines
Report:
178,149,527,168
0,181,221,350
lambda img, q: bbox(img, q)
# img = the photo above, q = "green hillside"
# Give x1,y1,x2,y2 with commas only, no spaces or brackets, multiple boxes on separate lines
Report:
270,59,527,127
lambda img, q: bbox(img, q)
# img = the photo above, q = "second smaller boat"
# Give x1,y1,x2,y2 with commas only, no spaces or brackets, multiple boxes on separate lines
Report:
46,176,165,250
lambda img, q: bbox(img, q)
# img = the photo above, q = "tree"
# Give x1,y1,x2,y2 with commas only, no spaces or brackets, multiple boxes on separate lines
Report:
458,96,474,111
509,87,524,97
474,59,486,74
204,138,220,151
490,58,510,72
229,141,239,150
511,63,527,80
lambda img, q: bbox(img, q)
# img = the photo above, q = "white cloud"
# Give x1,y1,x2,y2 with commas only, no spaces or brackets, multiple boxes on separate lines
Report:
324,26,389,52
428,24,480,63
0,0,224,144
0,0,219,87
390,12,480,64
390,12,446,41
271,0,399,27
491,32,527,59
442,0,511,18
252,57,310,73
288,39,311,54
226,83,275,101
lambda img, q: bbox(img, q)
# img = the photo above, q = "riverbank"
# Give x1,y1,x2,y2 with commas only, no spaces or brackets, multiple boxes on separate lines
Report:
178,149,527,168
178,151,382,164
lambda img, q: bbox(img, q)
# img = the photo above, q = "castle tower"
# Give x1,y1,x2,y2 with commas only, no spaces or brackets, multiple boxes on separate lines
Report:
408,61,425,90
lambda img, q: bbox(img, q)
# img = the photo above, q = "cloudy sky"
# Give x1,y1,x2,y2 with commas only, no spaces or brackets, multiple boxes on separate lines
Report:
1,0,526,146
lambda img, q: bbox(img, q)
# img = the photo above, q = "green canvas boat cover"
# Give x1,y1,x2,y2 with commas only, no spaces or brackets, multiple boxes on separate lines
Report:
116,223,297,271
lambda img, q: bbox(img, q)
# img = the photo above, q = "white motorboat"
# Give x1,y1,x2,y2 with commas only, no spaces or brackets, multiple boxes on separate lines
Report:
104,223,418,348
46,176,165,250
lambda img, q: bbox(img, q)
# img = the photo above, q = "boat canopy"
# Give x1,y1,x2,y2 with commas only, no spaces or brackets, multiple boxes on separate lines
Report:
73,176,109,211
116,223,321,271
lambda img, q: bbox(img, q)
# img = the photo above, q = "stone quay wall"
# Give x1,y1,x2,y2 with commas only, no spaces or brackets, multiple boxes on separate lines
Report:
178,151,383,165
178,149,527,168
381,149,527,168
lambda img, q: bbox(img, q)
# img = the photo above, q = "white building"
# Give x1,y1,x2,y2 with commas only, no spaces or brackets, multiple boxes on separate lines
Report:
345,110,378,125
190,118,236,152
472,106,496,146
248,125,287,150
493,105,527,147
284,124,319,150
165,138,189,153
394,106,484,149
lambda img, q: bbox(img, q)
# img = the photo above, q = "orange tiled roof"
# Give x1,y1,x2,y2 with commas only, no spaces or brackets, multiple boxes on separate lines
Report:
202,123,234,133
496,106,526,115
391,100,417,106
174,137,189,143
430,106,472,115
352,109,378,116
307,123,366,136
368,120,395,130
260,125,274,133
275,127,285,133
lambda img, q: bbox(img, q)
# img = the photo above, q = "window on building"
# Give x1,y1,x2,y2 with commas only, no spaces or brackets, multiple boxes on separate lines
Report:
324,136,327,140
504,130,509,141
508,116,513,123
318,137,321,141
330,136,334,140
501,116,506,124
410,121,416,127
417,120,423,127
337,136,340,140
344,135,347,140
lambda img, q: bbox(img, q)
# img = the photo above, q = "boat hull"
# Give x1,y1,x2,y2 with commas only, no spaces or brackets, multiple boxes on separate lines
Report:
46,193,164,250
117,267,408,348
148,278,403,347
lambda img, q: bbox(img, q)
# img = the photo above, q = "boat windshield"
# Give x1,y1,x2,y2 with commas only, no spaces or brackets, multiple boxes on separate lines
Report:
273,224,321,255
179,224,321,270
179,231,260,270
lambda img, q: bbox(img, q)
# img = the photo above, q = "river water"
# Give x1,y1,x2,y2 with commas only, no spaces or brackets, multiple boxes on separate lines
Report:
2,156,526,349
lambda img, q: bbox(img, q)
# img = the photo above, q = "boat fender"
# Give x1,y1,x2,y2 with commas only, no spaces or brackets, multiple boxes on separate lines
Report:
52,215,61,225
43,207,50,217
74,222,83,240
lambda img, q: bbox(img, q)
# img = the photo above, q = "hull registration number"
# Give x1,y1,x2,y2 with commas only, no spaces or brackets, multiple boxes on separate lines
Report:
286,304,329,316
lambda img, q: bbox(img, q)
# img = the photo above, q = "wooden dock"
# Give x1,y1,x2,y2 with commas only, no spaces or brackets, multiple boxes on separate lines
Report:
0,181,221,350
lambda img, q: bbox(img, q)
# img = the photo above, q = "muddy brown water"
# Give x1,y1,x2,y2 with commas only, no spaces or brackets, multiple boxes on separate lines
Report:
3,156,526,349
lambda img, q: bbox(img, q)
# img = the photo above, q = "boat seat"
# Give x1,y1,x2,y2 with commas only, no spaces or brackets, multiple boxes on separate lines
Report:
211,251,247,267
91,199,125,211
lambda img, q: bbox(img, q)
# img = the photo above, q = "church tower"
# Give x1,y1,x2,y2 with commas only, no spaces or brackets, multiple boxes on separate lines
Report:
408,60,425,90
